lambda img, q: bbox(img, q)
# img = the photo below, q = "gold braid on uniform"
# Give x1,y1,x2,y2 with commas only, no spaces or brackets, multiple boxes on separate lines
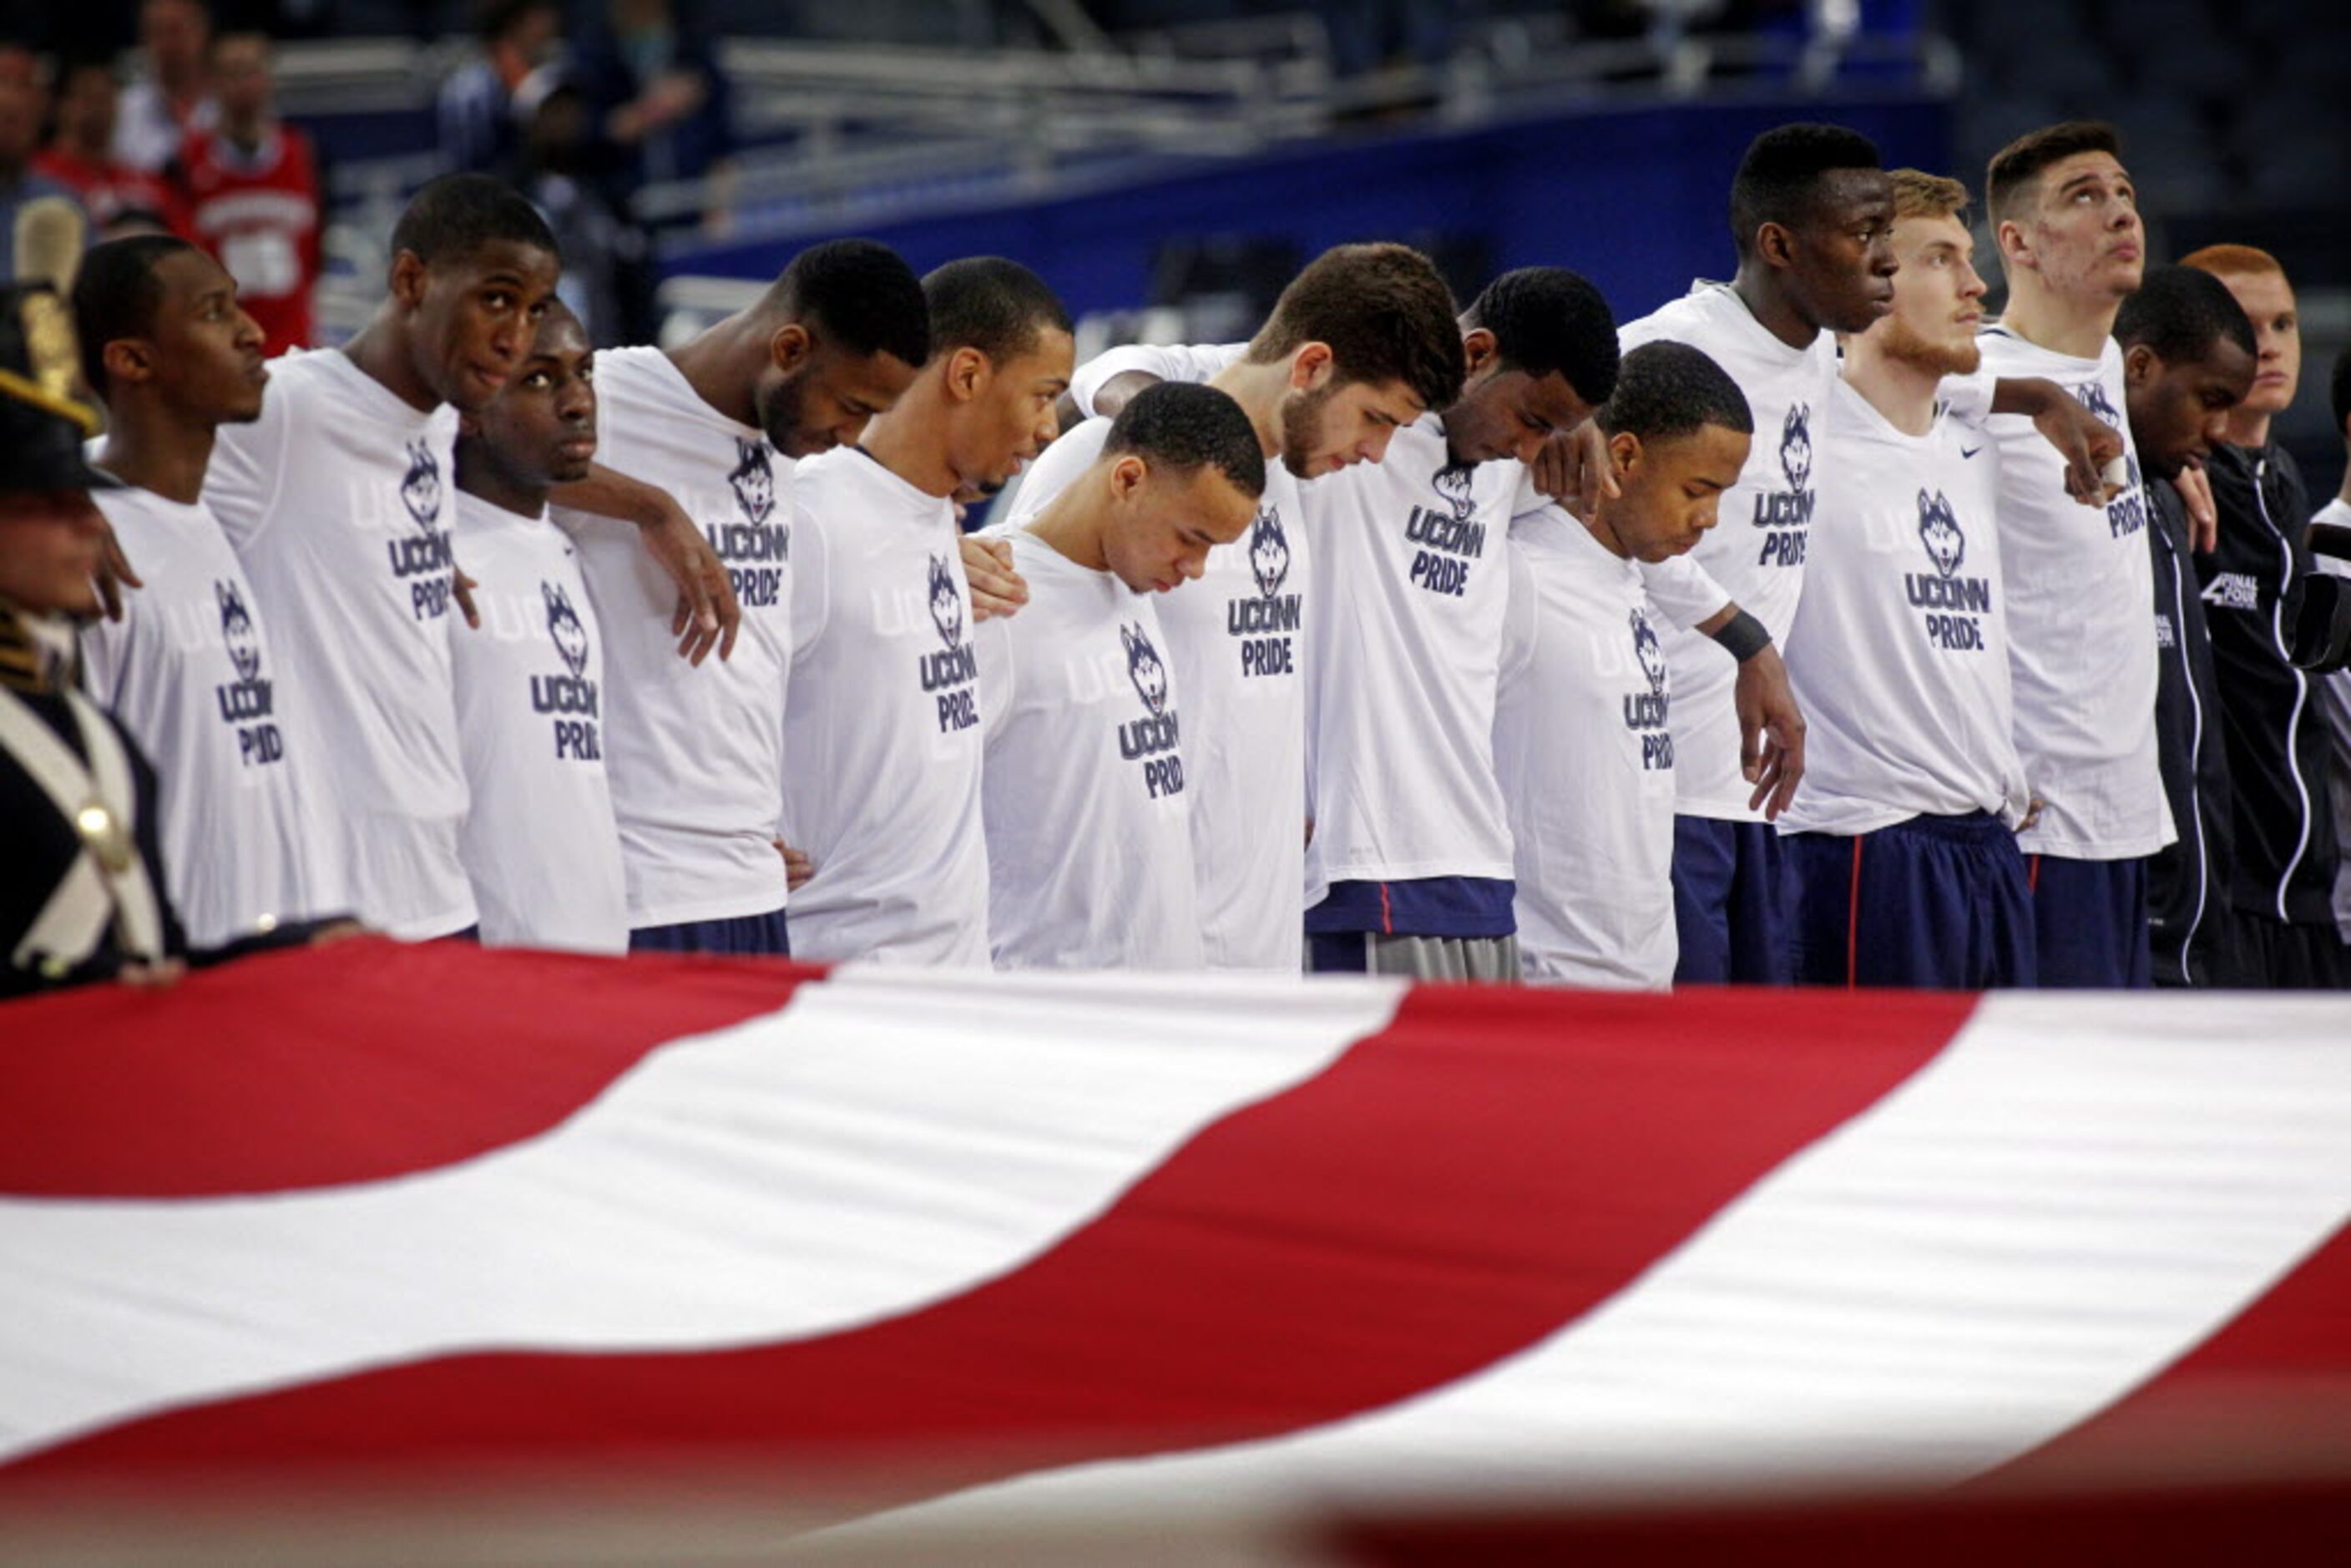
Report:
0,601,75,695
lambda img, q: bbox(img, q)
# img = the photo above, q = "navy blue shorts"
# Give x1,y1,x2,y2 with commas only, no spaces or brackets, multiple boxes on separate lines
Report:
1783,812,2036,989
2027,854,2151,989
1671,816,1789,984
629,908,791,957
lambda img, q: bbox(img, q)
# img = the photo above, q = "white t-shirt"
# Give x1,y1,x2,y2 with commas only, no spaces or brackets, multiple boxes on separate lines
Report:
975,531,1203,971
1068,341,1245,417
1778,380,2032,836
1008,417,1309,970
1976,326,2171,859
780,446,989,966
1494,508,1678,989
1300,414,1518,890
205,346,474,939
1620,283,1840,821
554,346,794,928
2311,495,2351,939
81,483,322,948
447,492,629,954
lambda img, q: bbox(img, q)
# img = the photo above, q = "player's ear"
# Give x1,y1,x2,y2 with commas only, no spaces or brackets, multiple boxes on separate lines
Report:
2122,343,2158,388
1994,216,2031,273
944,345,988,403
99,337,153,389
1754,221,1796,270
767,321,812,374
1459,328,1499,378
1109,453,1147,501
387,250,429,312
1288,341,1333,392
1609,429,1641,479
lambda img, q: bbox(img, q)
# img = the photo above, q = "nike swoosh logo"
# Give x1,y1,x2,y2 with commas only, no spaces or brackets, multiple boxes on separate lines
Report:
1960,446,1983,459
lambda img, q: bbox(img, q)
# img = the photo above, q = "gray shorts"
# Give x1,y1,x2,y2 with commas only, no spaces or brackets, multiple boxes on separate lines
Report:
1308,932,1523,983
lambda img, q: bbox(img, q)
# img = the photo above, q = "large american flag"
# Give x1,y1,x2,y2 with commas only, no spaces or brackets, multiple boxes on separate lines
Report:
2,939,2345,1555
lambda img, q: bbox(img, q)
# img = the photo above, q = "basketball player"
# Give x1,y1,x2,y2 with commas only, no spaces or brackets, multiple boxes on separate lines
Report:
2115,265,2258,986
2313,349,2351,953
1000,243,1464,971
977,382,1265,970
551,237,929,955
448,303,629,954
1495,341,1752,989
781,257,1070,965
1777,171,2036,988
73,235,330,952
2179,245,2346,986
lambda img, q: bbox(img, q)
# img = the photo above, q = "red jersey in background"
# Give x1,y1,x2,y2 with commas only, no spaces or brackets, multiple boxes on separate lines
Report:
179,124,322,355
30,149,191,237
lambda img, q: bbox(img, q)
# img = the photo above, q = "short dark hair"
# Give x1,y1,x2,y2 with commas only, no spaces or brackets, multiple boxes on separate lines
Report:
1103,382,1267,501
1986,121,2122,225
2332,346,2351,437
1597,341,1753,443
70,233,198,396
387,172,559,271
1728,123,1883,257
1463,266,1620,404
475,0,558,43
2114,264,2257,366
763,236,929,368
922,255,1071,367
1245,242,1464,414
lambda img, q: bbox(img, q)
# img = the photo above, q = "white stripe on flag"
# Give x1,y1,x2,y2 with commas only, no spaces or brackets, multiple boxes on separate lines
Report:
845,993,2351,1535
0,967,1403,1463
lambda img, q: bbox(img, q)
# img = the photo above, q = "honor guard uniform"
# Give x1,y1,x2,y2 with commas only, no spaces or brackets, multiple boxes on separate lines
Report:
0,284,185,997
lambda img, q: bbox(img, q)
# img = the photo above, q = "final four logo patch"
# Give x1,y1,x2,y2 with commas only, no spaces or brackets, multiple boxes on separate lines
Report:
1248,507,1291,599
544,581,590,678
1432,463,1476,522
1121,621,1170,718
216,579,261,683
1779,403,1813,492
729,438,775,524
927,553,964,650
1631,607,1666,698
399,440,442,529
1918,489,1965,579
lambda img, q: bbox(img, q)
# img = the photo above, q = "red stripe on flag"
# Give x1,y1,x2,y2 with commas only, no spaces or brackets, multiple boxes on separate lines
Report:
1,984,1970,1509
0,938,817,1197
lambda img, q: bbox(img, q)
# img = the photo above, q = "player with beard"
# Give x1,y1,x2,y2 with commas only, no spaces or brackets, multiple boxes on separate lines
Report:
1777,172,2037,988
2178,246,2349,986
1494,341,1752,989
780,258,1070,966
449,304,629,955
1978,122,2171,986
997,243,1464,971
976,382,1265,971
553,238,929,955
2116,266,2259,987
73,236,334,953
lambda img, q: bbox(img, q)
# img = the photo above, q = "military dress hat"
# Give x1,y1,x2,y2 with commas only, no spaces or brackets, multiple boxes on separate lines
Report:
0,283,116,497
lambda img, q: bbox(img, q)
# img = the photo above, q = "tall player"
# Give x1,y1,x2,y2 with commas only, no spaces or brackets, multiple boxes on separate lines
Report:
194,174,561,939
2116,265,2258,987
553,237,928,955
781,258,1070,965
72,235,328,953
449,304,629,955
1002,243,1464,971
1495,341,1752,989
2178,245,2345,986
2314,350,2351,953
977,382,1266,970
1977,121,2166,987
1777,171,2036,988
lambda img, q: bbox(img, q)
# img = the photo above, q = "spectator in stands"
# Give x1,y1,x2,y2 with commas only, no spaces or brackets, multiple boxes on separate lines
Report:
114,0,219,175
579,0,732,194
179,31,321,353
34,56,190,240
0,43,84,282
512,65,651,346
437,0,564,178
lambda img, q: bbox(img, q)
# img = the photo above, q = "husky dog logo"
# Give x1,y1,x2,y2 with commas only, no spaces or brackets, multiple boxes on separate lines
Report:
1631,607,1666,698
2075,378,2121,429
1779,403,1813,492
399,439,442,529
927,553,964,649
728,438,774,524
216,579,260,684
1248,506,1291,599
544,580,590,678
1918,489,1965,579
1432,463,1476,521
1121,621,1170,717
